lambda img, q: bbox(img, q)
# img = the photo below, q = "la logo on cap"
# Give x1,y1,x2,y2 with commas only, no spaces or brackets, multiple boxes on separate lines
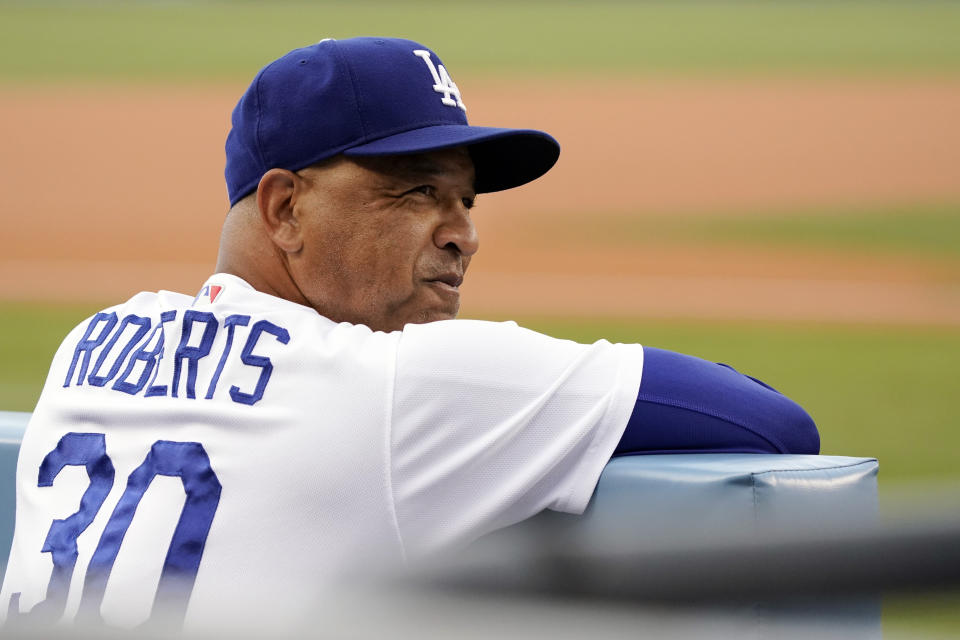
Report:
193,284,224,305
413,50,466,111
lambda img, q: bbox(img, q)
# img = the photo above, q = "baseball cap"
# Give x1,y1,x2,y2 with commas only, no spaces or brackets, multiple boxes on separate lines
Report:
225,37,560,205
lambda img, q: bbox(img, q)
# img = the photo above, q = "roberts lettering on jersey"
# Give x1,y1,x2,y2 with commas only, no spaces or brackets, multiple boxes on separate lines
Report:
0,274,645,633
62,285,290,406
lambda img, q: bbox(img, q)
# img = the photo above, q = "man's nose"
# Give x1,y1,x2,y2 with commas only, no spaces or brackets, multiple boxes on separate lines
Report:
434,206,479,257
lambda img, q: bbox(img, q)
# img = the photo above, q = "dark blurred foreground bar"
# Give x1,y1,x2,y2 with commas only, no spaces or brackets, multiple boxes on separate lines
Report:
425,512,960,603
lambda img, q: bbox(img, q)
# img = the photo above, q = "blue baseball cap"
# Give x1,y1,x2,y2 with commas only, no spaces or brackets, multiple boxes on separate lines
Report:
225,37,560,205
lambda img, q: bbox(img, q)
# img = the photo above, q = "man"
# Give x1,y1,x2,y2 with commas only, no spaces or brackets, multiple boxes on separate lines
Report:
0,37,817,633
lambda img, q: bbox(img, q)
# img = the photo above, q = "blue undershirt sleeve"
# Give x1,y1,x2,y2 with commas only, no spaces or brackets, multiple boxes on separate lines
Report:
615,346,819,456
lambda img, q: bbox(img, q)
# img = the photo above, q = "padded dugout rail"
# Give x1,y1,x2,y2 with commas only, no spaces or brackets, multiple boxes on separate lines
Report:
576,453,878,543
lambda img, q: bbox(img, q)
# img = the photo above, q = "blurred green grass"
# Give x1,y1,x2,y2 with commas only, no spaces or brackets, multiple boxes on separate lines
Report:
0,303,101,412
562,204,960,260
1,1,960,81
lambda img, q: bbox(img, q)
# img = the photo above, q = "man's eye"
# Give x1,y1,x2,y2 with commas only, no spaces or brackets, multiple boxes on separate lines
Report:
407,185,435,198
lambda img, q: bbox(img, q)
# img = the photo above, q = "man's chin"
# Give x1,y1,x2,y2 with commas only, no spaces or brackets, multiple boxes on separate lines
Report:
413,306,460,326
417,283,461,322
399,301,460,330
363,306,457,333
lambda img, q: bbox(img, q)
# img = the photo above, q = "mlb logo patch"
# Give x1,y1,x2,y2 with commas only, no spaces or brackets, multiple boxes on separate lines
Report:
193,284,224,305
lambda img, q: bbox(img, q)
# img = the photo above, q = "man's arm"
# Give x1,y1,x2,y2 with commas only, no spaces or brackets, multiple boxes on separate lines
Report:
616,347,819,455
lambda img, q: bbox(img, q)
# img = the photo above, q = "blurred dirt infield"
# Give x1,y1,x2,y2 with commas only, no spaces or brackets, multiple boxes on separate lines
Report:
2,78,959,325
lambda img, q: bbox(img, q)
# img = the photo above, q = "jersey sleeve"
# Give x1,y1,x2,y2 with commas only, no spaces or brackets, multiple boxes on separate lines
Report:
615,347,819,455
390,320,644,557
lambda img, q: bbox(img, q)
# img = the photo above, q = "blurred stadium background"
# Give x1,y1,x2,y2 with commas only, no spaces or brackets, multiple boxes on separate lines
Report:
0,1,958,635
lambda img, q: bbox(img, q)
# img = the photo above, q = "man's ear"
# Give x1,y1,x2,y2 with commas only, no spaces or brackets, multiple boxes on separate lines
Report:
257,169,303,253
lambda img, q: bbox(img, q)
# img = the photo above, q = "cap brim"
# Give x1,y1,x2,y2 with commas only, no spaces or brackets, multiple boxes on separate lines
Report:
343,125,560,193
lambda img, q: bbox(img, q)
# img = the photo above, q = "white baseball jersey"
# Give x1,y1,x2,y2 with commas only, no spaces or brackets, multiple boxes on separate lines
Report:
1,273,645,632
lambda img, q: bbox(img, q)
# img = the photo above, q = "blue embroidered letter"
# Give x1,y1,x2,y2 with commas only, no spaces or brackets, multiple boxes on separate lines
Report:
63,313,118,387
230,320,290,406
171,311,218,399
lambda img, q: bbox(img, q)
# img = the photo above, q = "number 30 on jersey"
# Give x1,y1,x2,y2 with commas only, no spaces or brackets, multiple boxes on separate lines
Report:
8,433,221,628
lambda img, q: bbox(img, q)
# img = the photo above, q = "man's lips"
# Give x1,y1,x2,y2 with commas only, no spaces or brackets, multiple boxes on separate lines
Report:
427,272,464,289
